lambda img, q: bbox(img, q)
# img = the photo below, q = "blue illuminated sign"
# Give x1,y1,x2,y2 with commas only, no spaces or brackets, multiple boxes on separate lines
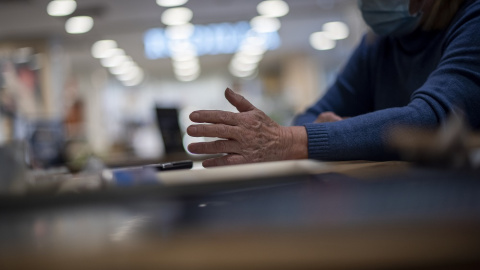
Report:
144,21,281,59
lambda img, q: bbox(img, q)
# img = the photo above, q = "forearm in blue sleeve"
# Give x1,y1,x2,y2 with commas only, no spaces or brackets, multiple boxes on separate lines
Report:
304,98,438,161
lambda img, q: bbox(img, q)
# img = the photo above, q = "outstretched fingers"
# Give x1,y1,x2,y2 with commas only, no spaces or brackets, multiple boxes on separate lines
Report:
190,110,239,125
188,140,241,155
187,124,240,140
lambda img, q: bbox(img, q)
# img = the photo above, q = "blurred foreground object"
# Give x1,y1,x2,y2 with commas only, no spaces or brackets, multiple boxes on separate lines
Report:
389,112,480,168
63,139,95,173
27,120,65,169
0,141,29,195
1,161,480,269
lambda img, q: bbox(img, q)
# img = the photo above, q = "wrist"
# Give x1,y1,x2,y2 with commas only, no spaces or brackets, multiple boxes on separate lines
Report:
281,126,308,160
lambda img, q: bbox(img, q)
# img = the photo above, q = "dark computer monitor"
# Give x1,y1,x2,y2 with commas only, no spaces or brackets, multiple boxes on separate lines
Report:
155,107,185,155
28,120,65,168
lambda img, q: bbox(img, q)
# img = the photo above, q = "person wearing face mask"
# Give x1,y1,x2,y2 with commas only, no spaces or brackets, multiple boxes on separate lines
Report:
187,0,480,167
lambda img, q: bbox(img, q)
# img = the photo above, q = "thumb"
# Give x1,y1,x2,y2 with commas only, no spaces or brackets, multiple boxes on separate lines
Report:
225,88,256,112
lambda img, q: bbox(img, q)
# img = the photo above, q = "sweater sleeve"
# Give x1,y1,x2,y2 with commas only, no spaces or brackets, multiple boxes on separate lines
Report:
293,35,375,126
304,7,480,161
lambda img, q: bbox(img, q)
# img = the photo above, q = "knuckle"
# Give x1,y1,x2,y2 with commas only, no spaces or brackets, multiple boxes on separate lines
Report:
225,156,236,165
243,116,256,127
255,110,266,118
210,111,221,122
197,124,207,134
194,124,203,133
219,113,230,123
219,158,228,166
215,140,228,152
195,143,206,152
194,125,206,136
244,133,255,143
239,96,247,104
200,112,209,122
213,157,225,167
217,125,229,137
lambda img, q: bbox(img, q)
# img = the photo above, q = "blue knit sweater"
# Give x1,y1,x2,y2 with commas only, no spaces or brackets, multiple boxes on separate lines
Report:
293,0,480,161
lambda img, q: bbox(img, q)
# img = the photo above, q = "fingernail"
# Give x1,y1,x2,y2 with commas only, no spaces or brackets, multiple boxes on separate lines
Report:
190,112,199,121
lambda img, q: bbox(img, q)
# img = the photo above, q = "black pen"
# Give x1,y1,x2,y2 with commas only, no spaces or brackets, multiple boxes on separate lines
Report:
143,160,193,171
102,160,194,188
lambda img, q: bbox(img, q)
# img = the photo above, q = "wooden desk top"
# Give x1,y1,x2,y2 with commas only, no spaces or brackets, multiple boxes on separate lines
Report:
1,161,479,269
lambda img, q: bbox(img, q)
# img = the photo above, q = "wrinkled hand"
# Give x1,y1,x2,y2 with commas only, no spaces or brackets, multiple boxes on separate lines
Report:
314,112,346,123
187,88,307,167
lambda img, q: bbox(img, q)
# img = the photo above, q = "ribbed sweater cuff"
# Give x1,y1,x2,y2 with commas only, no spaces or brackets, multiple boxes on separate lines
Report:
304,123,329,160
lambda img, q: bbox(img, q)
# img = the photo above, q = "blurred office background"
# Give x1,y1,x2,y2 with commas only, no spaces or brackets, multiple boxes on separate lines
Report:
0,0,366,166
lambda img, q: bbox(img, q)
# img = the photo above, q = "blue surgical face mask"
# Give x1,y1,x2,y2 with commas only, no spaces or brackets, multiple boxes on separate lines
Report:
358,0,422,36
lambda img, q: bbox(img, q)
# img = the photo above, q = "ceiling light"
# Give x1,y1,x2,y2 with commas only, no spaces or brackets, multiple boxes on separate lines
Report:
122,68,145,86
174,66,199,76
173,59,199,70
123,76,144,87
161,7,193,26
108,55,129,68
309,32,336,51
100,49,126,67
170,44,197,61
47,0,77,17
231,61,257,72
171,52,197,62
234,53,263,64
65,16,94,34
103,48,125,59
122,71,145,87
322,21,350,40
91,40,118,59
109,61,135,75
229,65,257,78
243,35,267,47
257,0,289,18
101,55,127,68
118,67,143,82
239,43,266,56
250,16,281,33
169,40,196,54
156,0,188,7
176,72,199,82
165,23,195,40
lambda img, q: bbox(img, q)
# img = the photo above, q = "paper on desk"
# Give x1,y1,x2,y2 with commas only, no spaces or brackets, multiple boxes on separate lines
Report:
157,159,393,186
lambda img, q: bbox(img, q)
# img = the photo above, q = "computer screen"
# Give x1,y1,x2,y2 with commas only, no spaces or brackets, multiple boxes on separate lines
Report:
155,107,185,155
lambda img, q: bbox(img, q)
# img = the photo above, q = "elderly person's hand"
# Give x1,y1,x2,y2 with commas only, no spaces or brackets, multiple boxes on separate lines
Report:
187,88,308,167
